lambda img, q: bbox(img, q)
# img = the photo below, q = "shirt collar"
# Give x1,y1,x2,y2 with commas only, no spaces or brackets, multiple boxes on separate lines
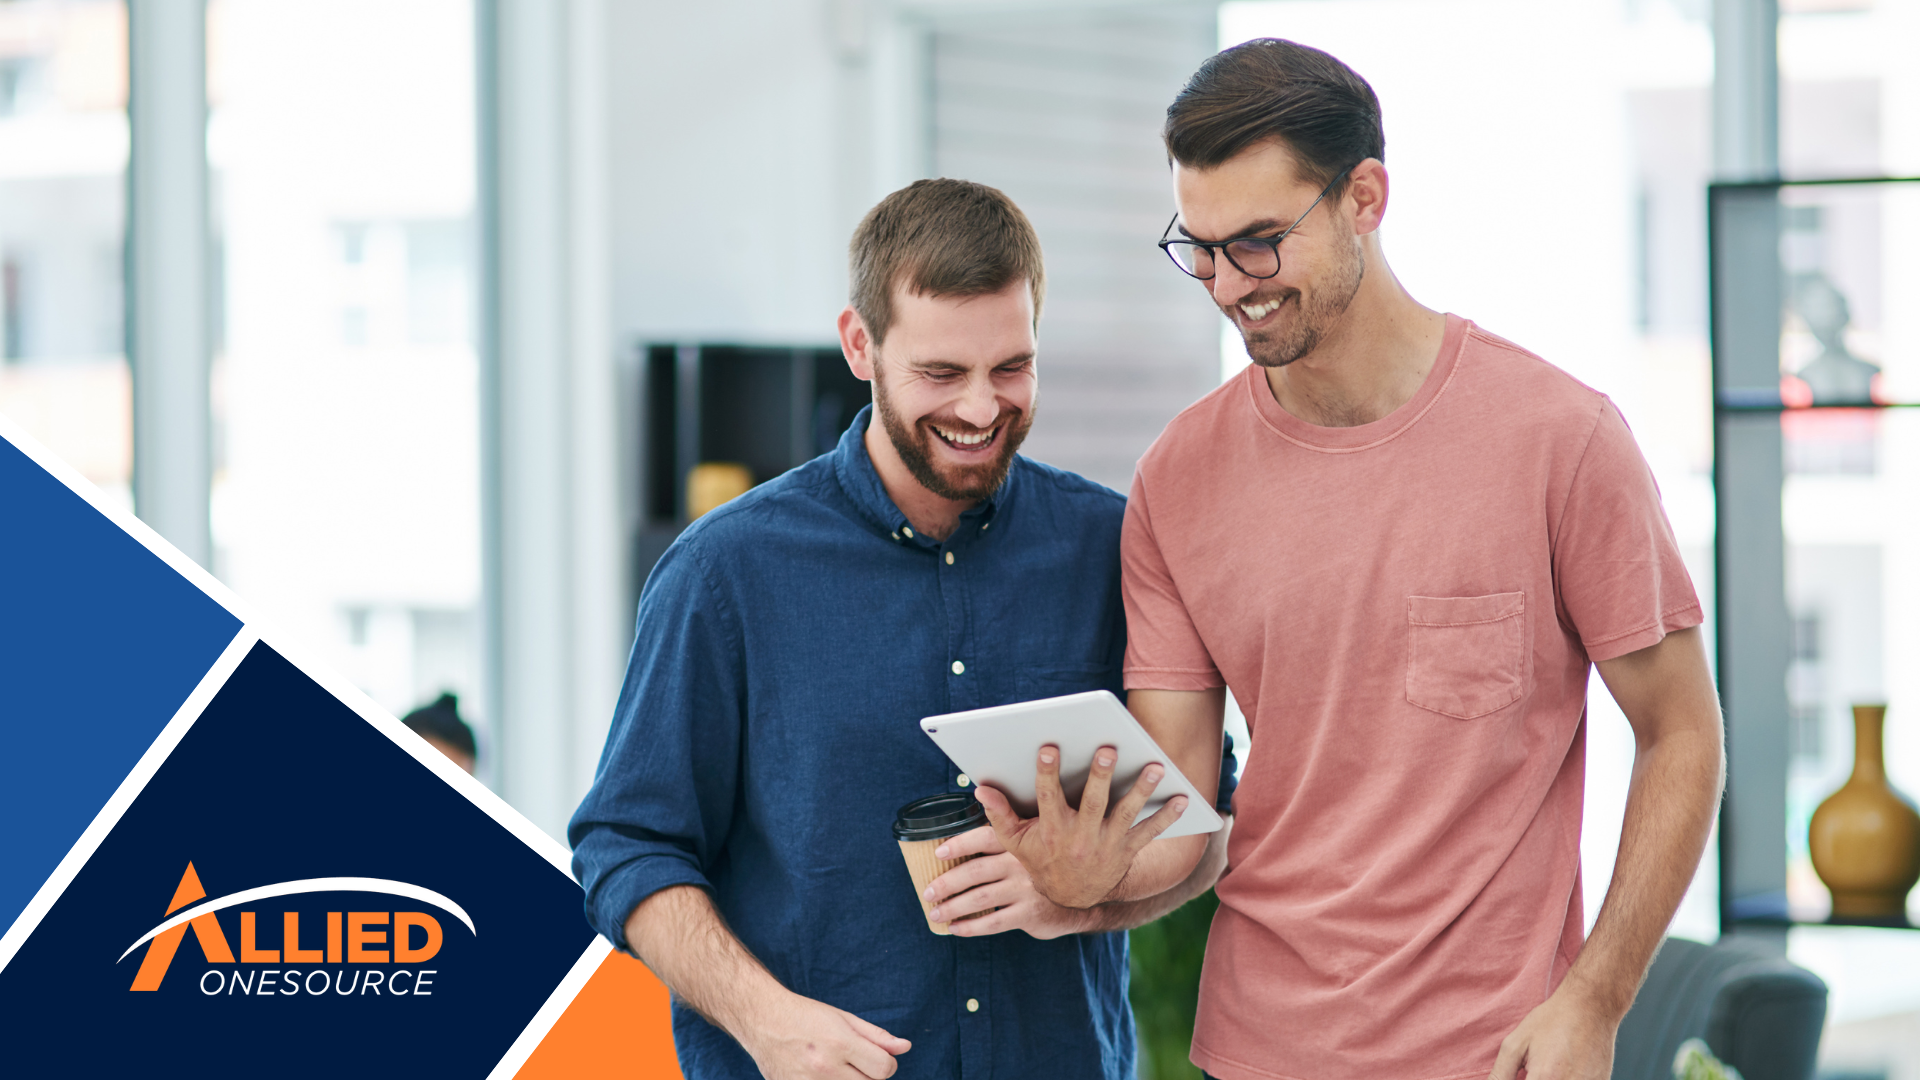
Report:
833,405,1012,546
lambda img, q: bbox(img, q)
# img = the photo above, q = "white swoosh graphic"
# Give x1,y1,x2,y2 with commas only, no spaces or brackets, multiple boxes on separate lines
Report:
117,877,476,963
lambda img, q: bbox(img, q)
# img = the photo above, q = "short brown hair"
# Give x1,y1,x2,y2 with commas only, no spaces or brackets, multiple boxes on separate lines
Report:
1163,39,1383,202
848,178,1045,346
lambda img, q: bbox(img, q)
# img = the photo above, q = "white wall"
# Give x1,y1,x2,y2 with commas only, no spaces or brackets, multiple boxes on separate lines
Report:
605,0,865,348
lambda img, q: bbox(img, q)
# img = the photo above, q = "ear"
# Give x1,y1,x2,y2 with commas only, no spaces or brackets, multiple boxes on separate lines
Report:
838,305,877,382
1345,158,1389,236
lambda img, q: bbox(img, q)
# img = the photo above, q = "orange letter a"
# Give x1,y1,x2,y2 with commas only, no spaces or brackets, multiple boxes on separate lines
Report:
130,862,236,991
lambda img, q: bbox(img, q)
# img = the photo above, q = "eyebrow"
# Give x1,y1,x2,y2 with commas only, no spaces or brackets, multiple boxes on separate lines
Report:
1176,218,1290,242
907,352,1035,372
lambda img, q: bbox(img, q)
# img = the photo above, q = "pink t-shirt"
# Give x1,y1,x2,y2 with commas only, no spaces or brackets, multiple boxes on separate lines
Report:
1123,315,1702,1080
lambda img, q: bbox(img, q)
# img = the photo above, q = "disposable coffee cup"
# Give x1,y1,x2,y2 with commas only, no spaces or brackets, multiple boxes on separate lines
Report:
893,793,991,935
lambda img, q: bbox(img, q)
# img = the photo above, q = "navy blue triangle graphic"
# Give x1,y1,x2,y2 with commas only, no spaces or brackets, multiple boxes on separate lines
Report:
0,437,241,932
0,641,593,1076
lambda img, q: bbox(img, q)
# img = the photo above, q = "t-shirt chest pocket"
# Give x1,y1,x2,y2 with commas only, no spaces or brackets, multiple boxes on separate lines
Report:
1404,592,1527,719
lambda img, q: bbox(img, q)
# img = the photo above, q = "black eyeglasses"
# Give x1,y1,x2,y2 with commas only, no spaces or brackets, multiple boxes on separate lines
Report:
1157,165,1356,281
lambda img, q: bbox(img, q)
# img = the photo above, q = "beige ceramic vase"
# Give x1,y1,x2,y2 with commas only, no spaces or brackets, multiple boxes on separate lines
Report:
1809,704,1920,924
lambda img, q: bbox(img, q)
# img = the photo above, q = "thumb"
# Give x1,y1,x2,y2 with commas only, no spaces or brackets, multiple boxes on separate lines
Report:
973,784,1022,839
843,1011,911,1055
1486,1032,1526,1080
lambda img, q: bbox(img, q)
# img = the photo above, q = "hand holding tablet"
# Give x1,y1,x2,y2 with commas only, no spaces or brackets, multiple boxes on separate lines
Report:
919,690,1223,909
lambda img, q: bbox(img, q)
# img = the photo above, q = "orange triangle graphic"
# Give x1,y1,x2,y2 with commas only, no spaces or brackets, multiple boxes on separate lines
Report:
130,862,236,991
165,861,208,914
516,949,681,1078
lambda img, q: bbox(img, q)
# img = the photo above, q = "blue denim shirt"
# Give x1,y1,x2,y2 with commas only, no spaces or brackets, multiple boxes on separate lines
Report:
570,407,1235,1080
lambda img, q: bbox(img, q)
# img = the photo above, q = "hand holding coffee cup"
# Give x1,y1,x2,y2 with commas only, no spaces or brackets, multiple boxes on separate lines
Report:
893,794,997,935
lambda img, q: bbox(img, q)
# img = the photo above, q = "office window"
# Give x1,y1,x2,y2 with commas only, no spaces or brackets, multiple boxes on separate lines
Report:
0,0,129,513
207,0,483,731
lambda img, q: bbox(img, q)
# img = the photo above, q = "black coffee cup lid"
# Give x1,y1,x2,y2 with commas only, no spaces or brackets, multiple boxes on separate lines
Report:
892,793,988,841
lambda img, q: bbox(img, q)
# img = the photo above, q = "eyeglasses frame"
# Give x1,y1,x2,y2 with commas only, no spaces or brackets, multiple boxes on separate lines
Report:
1157,164,1359,281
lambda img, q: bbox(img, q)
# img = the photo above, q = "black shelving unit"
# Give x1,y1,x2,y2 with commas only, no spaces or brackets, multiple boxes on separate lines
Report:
1709,175,1920,931
632,343,870,586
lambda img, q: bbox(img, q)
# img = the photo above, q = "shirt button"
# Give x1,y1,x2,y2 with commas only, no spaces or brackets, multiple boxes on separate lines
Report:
891,532,900,541
944,551,955,565
951,660,965,675
956,774,970,787
966,998,979,1013
903,526,915,538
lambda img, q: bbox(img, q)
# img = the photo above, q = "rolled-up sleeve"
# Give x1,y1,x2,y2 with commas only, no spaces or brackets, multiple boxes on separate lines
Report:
568,540,744,952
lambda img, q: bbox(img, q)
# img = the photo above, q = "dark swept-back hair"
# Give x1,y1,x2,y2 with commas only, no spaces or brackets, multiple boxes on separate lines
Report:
1163,38,1384,202
848,178,1045,347
402,692,476,760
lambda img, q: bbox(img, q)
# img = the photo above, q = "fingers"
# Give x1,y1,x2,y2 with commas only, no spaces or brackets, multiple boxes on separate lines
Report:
924,853,1011,906
847,1035,900,1079
934,824,1001,860
1033,744,1065,815
934,889,1008,926
842,1011,912,1056
1036,737,1067,814
842,1012,910,1077
1486,1032,1525,1080
946,899,1019,937
932,873,1019,923
1122,791,1189,854
1077,746,1118,821
1109,761,1165,828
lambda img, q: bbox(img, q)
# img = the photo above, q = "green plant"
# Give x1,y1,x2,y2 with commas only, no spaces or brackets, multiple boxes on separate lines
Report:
1674,1038,1744,1080
1129,888,1219,1080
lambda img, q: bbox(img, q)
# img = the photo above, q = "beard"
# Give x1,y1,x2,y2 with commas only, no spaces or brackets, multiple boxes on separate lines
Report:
1237,239,1365,368
871,360,1033,502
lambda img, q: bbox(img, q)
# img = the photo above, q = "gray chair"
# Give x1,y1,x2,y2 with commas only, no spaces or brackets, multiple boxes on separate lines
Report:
1614,936,1828,1080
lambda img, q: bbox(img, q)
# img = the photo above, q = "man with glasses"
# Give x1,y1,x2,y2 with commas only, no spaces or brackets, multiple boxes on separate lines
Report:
978,38,1723,1080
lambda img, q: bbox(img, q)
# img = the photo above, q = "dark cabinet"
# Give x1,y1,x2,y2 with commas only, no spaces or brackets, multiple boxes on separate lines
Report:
633,343,870,585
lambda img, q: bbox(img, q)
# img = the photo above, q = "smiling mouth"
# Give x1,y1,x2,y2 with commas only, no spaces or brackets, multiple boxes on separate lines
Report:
1239,297,1285,322
932,423,1001,452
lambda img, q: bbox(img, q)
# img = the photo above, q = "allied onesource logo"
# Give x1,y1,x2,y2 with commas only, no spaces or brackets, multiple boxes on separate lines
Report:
121,862,476,998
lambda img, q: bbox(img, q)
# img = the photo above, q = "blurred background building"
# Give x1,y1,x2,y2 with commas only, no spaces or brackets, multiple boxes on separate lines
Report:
2,0,1918,1075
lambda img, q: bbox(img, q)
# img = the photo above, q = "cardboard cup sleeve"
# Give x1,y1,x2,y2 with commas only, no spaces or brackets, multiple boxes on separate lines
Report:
892,792,996,936
898,840,982,935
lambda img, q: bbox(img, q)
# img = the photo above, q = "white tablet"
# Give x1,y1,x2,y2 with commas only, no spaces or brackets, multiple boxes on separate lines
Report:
919,690,1223,840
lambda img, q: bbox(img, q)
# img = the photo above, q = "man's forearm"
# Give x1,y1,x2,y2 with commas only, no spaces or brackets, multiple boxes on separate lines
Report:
1100,688,1225,904
623,884,787,1036
1100,830,1209,905
1561,720,1722,1019
1486,629,1723,1080
1090,687,1221,899
1085,817,1231,931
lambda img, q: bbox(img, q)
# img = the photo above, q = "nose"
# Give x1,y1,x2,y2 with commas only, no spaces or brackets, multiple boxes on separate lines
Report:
955,374,1000,429
1208,256,1259,307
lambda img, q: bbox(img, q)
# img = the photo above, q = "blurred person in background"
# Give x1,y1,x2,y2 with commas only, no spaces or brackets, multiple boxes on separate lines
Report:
401,692,476,776
977,38,1725,1080
569,179,1236,1080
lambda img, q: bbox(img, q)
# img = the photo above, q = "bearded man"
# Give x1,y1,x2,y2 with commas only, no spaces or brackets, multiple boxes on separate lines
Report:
569,179,1234,1080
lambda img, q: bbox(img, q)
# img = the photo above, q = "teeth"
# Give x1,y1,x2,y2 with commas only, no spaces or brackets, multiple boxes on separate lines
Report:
1240,298,1281,320
934,425,994,447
